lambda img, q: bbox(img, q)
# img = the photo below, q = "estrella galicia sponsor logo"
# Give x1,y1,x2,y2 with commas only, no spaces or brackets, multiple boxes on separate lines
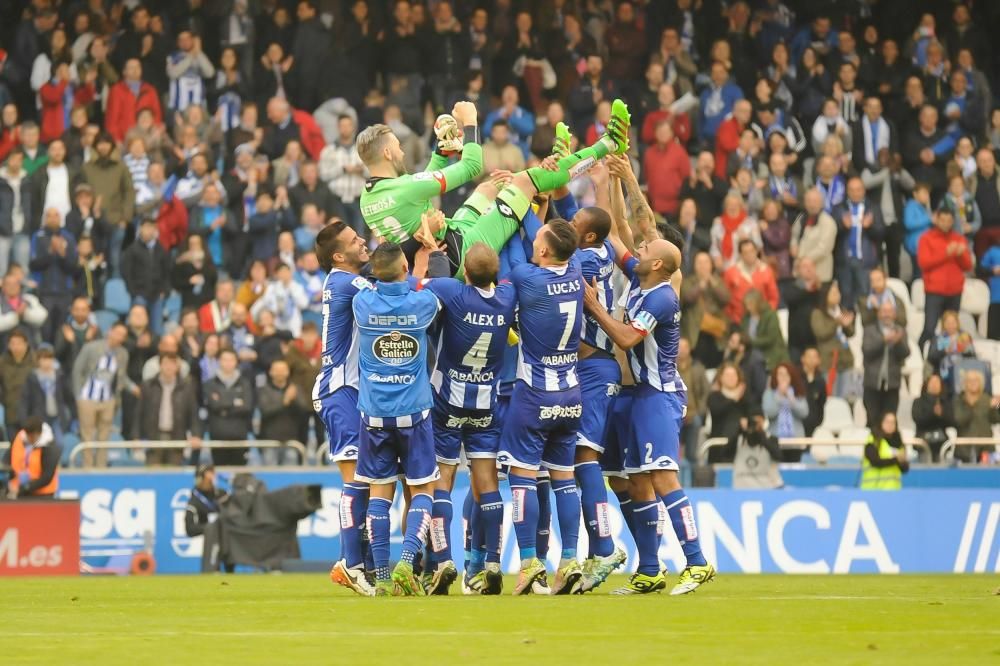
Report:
372,330,419,366
539,404,583,420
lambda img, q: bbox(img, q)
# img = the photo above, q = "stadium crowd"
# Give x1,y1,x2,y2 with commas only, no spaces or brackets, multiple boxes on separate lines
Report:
0,0,999,473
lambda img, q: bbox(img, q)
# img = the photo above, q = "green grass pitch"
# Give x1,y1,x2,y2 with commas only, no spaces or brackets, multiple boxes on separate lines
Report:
2,574,997,665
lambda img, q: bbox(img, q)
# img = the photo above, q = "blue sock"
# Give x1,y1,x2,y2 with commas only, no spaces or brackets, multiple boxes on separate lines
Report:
479,490,504,565
614,489,636,542
470,500,486,574
341,483,369,569
632,500,662,576
576,462,613,558
367,496,392,581
430,489,453,567
551,478,581,560
462,491,474,574
401,493,433,565
535,477,552,561
662,490,707,567
508,473,539,561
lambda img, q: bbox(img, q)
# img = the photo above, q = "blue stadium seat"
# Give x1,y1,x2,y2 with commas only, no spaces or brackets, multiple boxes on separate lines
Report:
104,278,132,316
60,431,79,467
162,291,182,324
95,309,120,334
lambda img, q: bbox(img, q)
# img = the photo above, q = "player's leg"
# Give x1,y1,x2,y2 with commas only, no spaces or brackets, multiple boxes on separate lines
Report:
650,392,715,595
535,473,551,565
356,425,402,596
542,390,585,595
393,417,441,596
497,382,547,595
610,471,666,595
465,419,504,594
427,462,459,594
603,386,636,539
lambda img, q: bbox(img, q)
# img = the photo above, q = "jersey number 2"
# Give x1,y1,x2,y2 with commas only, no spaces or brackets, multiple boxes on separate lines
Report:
462,332,493,372
556,301,578,351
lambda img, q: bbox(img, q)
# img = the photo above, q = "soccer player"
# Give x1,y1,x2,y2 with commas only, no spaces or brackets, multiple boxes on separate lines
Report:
352,243,442,596
416,243,516,595
497,219,586,595
357,100,632,278
313,220,375,597
582,237,717,595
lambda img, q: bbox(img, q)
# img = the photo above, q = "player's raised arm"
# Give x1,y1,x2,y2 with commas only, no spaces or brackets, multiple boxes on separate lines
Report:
421,101,484,192
607,154,658,244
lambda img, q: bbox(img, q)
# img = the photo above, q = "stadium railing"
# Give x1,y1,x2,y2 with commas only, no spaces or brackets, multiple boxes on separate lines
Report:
940,437,1000,461
698,436,931,464
67,440,308,466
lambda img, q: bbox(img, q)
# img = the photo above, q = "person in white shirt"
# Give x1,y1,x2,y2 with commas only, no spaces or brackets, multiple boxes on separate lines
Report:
166,30,215,112
250,263,308,337
318,115,366,233
31,140,77,228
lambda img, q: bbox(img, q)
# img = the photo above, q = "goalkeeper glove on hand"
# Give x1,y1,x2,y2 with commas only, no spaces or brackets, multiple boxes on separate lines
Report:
434,114,464,156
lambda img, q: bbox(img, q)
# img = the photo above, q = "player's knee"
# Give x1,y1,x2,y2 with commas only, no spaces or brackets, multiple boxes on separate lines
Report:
651,470,682,496
511,172,537,198
574,447,600,464
627,474,655,502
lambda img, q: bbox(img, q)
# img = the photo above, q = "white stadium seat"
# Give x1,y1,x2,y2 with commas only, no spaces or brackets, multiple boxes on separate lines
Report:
820,397,853,436
910,278,925,311
886,277,913,313
777,308,789,345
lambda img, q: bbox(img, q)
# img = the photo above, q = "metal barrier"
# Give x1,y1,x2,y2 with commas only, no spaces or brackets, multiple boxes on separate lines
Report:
940,437,999,461
67,440,308,467
698,436,931,464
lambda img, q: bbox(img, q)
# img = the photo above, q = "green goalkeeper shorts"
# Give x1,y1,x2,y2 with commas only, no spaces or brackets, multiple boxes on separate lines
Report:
447,188,528,279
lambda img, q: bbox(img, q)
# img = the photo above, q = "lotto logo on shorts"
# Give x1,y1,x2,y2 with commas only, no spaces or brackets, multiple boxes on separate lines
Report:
596,502,612,538
512,488,526,523
680,504,698,541
429,517,448,553
539,404,583,420
313,400,322,412
340,495,354,529
606,384,621,397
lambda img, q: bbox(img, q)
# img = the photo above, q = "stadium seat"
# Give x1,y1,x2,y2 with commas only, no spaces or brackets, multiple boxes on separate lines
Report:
960,279,990,337
162,291,183,324
776,308,789,344
959,311,981,339
820,397,853,435
95,309,120,334
807,427,836,464
836,426,870,461
897,397,915,432
886,278,913,313
104,278,132,316
910,279,924,311
905,310,925,355
852,400,867,427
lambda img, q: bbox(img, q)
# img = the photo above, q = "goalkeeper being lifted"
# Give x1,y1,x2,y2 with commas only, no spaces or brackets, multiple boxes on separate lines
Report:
357,99,632,278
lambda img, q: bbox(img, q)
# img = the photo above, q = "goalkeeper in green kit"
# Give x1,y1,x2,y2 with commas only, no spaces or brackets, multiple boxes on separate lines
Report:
357,99,632,278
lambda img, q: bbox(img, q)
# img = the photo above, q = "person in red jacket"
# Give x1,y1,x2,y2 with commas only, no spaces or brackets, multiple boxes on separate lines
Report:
105,59,163,144
723,238,780,323
640,82,692,147
714,99,752,180
643,119,690,218
39,63,96,144
917,208,973,348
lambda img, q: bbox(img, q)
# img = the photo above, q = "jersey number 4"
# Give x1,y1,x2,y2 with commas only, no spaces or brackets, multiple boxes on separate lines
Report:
462,332,493,372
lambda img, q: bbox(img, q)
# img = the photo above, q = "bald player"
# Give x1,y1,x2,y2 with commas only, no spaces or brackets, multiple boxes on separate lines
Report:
582,233,716,596
413,243,517,594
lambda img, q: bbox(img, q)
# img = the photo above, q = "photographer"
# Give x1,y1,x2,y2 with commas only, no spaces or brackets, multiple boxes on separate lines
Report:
184,464,229,537
732,405,784,489
3,416,61,498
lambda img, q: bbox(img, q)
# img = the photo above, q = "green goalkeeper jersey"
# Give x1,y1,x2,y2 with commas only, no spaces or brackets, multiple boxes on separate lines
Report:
359,144,483,243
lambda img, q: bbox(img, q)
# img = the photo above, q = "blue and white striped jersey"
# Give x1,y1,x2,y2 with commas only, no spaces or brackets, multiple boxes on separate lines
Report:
575,239,616,354
509,261,584,392
353,280,441,423
621,256,686,392
167,52,207,111
420,279,516,410
312,269,372,402
79,351,117,401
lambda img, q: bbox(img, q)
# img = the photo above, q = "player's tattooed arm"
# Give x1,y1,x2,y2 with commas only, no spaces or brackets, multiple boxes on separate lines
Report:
582,277,644,351
607,170,634,258
607,155,658,244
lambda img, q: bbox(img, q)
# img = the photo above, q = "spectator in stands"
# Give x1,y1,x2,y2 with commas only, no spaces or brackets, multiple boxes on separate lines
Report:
791,188,838,284
289,160,341,222
862,300,910,427
141,335,191,383
73,321,136,467
680,151,727,230
122,304,158,441
199,279,235,335
676,198,709,265
834,176,885,309
251,263,308,338
483,120,526,175
698,61,743,150
972,148,1000,259
224,302,259,371
858,267,906,327
257,358,306,465
28,139,75,230
171,235,216,312
137,352,201,466
912,374,953,462
83,133,134,274
643,120,689,219
55,296,95,369
927,310,977,395
286,319,322,446
677,337,709,462
260,97,300,161
784,257,820,362
722,330,768,402
568,55,615,137
203,347,255,466
121,219,171,335
18,123,46,177
29,207,78,343
190,183,238,278
762,362,809,447
105,58,162,144
742,289,789,372
711,194,759,271
247,189,295,264
318,114,365,233
0,329,35,439
0,149,32,277
902,105,950,198
714,100,753,180
980,243,1000,339
18,342,71,442
941,173,981,245
811,281,857,399
759,199,792,284
529,101,565,159
765,153,803,218
291,1,331,113
799,347,827,437
706,361,748,464
917,209,972,348
952,370,1000,462
485,86,535,161
861,412,909,490
64,184,110,266
680,251,729,369
902,182,932,271
166,30,214,114
723,239,778,324
731,403,784,489
178,309,203,367
640,82,692,148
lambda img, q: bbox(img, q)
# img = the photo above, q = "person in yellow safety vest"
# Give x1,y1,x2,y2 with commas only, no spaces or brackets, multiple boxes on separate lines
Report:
860,411,909,490
3,416,61,498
